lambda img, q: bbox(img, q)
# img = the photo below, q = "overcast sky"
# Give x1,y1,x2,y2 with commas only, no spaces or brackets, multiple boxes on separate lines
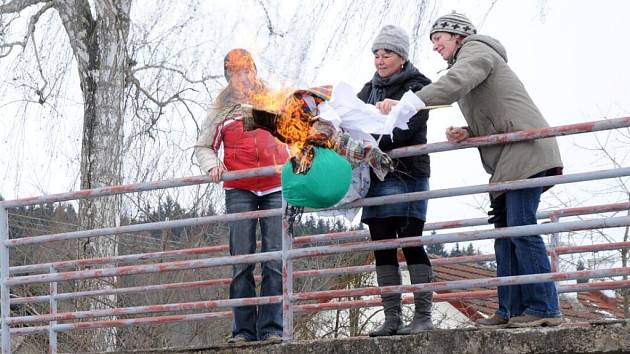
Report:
1,1,628,258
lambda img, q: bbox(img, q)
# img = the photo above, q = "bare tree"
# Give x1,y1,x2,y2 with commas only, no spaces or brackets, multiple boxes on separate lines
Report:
0,1,133,350
0,0,219,350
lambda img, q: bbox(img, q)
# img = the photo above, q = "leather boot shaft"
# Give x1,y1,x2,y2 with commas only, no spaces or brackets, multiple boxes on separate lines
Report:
398,263,434,335
368,265,402,337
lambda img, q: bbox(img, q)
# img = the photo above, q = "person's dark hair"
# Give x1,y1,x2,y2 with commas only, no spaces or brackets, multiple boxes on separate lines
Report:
372,48,400,56
450,33,466,47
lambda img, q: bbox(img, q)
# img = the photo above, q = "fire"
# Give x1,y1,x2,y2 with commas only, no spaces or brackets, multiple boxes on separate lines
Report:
249,88,291,113
276,95,311,152
245,86,328,169
246,88,311,155
226,49,330,173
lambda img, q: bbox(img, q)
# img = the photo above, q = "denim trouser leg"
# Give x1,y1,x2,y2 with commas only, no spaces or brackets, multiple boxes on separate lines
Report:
494,238,525,319
257,191,283,339
226,189,259,340
494,185,561,318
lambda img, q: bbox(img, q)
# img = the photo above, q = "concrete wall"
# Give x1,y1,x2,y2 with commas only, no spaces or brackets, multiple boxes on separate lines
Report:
131,320,630,354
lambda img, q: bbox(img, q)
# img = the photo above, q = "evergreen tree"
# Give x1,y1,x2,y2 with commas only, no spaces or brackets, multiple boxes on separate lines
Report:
425,230,448,257
465,243,477,256
450,242,463,257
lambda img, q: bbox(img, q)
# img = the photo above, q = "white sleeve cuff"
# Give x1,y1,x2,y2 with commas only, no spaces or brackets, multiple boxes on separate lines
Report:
401,90,425,110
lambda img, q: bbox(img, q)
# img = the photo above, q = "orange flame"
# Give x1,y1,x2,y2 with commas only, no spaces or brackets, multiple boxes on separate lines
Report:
276,95,311,154
227,50,326,168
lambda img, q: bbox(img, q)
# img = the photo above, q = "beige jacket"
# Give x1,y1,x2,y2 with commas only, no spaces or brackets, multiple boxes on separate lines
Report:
417,35,562,194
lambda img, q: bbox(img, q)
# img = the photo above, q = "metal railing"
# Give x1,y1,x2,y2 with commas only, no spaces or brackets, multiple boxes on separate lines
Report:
1,116,630,353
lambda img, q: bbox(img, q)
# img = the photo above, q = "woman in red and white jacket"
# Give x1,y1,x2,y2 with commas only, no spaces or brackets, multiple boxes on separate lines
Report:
194,48,288,343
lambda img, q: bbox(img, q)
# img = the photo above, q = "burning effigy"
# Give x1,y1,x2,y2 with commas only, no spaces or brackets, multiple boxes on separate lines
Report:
239,85,405,209
226,50,423,209
241,86,395,176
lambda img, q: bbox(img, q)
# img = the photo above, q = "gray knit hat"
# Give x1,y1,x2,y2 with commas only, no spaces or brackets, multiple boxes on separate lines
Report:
371,25,410,60
429,11,477,39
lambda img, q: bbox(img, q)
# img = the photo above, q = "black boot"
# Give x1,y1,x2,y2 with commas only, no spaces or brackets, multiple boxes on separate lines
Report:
368,265,402,337
398,264,433,334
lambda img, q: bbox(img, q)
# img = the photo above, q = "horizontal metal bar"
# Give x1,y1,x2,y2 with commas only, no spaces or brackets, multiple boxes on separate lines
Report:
388,116,630,158
9,244,229,275
7,167,630,248
0,216,492,274
294,291,498,313
8,295,282,325
2,117,628,210
240,200,630,247
0,167,279,208
9,268,630,325
10,201,628,276
10,310,232,335
338,167,630,210
292,267,630,302
294,279,630,313
555,241,630,255
6,208,281,247
288,215,630,260
11,278,629,336
13,238,628,306
6,256,492,305
546,202,630,218
7,214,630,287
9,278,232,305
5,249,282,286
559,279,630,293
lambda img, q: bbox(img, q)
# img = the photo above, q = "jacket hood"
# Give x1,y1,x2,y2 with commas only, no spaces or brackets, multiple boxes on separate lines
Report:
462,34,508,62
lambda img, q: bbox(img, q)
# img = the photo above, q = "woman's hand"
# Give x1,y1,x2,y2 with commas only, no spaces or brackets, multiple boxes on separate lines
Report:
207,165,225,183
446,126,469,143
375,99,400,114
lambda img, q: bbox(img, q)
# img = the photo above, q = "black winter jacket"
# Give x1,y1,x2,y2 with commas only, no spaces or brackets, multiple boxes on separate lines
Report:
357,63,431,178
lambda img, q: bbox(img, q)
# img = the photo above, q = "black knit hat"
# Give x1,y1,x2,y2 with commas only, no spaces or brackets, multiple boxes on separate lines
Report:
223,48,257,82
429,11,477,39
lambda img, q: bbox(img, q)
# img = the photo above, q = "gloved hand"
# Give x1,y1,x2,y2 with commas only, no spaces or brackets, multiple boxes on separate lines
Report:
488,194,507,227
331,132,393,180
365,147,394,181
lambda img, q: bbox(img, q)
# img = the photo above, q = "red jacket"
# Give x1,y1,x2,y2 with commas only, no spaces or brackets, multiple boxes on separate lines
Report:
194,105,289,193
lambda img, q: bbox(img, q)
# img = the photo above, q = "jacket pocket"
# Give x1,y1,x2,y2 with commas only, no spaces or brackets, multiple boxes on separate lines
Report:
475,110,498,136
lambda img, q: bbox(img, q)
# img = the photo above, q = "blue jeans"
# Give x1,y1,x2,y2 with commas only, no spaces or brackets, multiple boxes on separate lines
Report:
225,189,283,340
493,184,561,319
362,175,429,222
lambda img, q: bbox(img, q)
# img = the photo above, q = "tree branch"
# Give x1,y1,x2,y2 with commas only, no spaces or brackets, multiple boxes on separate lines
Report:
0,0,47,14
256,0,285,37
127,71,196,108
29,30,48,103
132,64,221,84
0,1,54,58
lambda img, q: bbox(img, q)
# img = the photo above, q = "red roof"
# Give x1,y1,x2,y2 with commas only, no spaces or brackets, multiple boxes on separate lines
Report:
432,259,626,322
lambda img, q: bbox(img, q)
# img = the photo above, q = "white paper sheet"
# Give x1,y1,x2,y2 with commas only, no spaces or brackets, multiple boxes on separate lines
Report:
317,82,422,142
